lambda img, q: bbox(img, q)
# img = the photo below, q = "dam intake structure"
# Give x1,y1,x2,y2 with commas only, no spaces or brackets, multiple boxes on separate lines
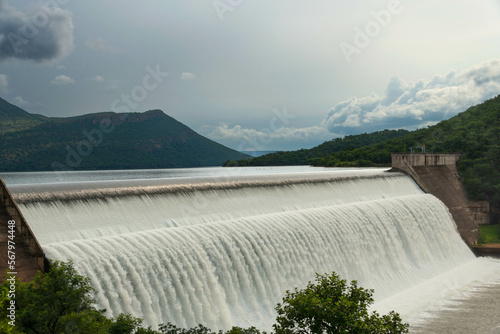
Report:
4,169,480,330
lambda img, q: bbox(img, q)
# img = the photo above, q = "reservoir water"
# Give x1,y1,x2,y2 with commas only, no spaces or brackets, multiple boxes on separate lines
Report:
2,166,500,331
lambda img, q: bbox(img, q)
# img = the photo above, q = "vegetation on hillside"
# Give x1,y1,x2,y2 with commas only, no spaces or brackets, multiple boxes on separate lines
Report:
223,129,409,167
0,97,47,134
1,262,408,333
0,99,249,171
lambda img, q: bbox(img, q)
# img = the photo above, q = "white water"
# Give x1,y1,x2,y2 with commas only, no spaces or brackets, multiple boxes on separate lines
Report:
13,171,419,245
10,170,485,330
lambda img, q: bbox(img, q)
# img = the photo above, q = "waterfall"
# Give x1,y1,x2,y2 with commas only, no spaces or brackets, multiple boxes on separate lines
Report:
12,170,476,330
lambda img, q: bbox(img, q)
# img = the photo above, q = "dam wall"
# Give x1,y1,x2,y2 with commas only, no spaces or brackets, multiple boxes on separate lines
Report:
11,170,476,329
0,177,45,282
391,153,478,245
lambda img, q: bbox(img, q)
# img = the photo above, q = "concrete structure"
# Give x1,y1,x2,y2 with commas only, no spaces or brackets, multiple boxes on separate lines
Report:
469,201,491,225
0,177,46,282
392,153,461,168
391,153,478,246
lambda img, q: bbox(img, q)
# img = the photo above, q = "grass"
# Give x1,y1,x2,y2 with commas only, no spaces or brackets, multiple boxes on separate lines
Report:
477,224,500,245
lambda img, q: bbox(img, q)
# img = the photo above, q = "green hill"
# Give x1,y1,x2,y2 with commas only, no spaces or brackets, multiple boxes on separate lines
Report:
0,97,48,133
0,100,249,172
223,129,409,166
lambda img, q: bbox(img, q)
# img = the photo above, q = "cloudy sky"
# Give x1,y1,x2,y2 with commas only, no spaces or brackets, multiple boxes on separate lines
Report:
1,0,500,151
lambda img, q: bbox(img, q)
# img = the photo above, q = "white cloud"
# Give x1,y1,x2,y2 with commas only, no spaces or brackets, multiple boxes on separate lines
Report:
51,75,74,85
85,37,122,54
0,74,8,94
323,59,500,134
200,123,334,151
180,72,196,81
92,75,104,82
13,96,29,107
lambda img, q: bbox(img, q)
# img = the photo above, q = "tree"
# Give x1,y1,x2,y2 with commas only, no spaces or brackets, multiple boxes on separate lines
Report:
0,261,146,334
1,262,407,333
0,287,16,333
1,261,99,333
273,272,409,334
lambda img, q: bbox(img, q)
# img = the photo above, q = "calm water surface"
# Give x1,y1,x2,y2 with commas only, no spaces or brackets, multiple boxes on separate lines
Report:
0,166,364,185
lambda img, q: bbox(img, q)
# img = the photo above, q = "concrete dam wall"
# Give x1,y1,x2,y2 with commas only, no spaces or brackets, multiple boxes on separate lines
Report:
0,154,482,286
391,153,478,245
0,177,46,282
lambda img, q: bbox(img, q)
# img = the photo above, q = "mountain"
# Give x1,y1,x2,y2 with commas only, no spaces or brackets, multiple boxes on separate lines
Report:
0,97,48,133
223,129,409,166
0,99,249,172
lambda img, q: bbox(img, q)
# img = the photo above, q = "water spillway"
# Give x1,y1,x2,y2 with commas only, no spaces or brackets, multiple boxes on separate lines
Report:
9,169,478,330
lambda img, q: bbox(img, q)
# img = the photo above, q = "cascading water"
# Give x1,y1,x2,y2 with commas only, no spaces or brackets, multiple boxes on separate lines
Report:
9,170,481,330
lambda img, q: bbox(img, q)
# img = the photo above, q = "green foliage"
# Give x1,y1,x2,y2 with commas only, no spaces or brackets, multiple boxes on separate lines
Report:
57,310,113,334
224,327,265,334
477,224,500,244
0,261,98,333
224,130,409,167
0,287,16,333
273,272,409,334
0,261,145,334
1,262,409,333
156,323,265,334
0,97,47,134
158,323,218,334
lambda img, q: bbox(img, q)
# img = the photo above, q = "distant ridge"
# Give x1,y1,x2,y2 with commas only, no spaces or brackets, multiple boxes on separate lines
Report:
0,97,48,133
0,99,249,172
225,129,409,166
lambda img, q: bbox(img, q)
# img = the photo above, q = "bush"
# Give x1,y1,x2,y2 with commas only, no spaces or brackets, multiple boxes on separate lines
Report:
274,272,409,334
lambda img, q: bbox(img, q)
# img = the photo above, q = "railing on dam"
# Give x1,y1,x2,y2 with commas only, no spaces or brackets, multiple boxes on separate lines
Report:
391,153,461,168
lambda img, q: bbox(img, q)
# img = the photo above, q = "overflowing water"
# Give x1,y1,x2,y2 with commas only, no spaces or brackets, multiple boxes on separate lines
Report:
5,168,498,331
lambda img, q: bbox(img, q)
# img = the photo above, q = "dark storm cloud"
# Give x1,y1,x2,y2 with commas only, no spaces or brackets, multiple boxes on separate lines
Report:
0,0,74,63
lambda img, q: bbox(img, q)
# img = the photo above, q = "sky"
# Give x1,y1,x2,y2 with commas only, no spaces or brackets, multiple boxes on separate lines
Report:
1,0,500,152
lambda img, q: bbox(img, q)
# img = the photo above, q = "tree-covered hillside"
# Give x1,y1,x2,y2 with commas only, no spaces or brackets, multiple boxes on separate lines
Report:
0,100,249,171
223,129,409,166
0,97,47,133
